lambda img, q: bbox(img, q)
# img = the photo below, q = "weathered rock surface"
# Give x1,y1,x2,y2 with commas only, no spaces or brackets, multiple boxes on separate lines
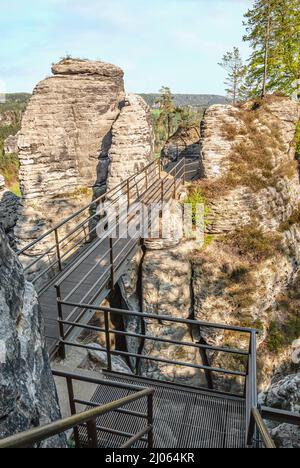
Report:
16,58,125,250
106,93,154,193
87,343,132,375
162,126,200,163
260,374,300,448
201,97,300,234
4,133,19,155
0,228,65,447
0,175,19,246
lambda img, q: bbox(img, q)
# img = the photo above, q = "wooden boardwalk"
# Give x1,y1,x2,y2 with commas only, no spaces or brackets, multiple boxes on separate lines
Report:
79,373,246,449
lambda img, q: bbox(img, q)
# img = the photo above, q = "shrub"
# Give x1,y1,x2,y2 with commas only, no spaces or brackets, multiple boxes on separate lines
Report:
184,188,210,226
223,225,283,263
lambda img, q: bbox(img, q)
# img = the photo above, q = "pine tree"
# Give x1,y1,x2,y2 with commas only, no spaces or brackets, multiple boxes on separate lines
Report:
218,47,246,104
243,0,300,99
156,87,176,139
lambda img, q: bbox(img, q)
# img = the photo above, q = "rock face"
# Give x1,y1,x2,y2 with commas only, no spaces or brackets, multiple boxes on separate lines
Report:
113,96,300,393
162,126,200,163
260,374,300,448
16,58,125,249
0,175,19,246
200,97,300,234
4,133,19,155
0,228,65,447
106,94,155,192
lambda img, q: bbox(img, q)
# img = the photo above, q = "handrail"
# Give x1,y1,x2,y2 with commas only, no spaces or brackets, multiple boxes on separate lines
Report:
251,408,276,449
0,387,154,449
261,406,300,426
56,300,256,396
17,159,159,256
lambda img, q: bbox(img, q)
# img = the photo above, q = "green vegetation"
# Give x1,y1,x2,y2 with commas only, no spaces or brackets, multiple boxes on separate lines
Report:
184,188,210,226
243,0,300,98
0,93,29,191
267,318,300,353
218,47,246,104
151,87,203,152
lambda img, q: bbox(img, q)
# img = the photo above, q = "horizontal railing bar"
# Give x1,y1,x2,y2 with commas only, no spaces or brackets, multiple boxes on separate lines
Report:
120,426,152,449
0,388,154,449
61,340,247,377
17,160,159,256
79,423,149,442
58,319,249,356
52,370,150,392
73,399,148,419
105,370,245,400
59,300,257,334
261,406,300,426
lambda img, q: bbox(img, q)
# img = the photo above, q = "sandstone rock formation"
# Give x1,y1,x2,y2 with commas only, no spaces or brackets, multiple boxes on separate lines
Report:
113,96,300,392
4,133,19,155
200,97,300,234
0,174,19,246
260,374,300,448
16,58,125,250
0,228,65,447
106,93,155,194
162,125,200,163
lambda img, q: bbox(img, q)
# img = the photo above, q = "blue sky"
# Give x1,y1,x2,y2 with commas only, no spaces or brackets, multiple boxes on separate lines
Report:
0,0,253,95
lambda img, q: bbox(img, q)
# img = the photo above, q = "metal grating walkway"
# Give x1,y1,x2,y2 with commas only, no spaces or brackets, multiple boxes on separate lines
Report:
79,373,246,449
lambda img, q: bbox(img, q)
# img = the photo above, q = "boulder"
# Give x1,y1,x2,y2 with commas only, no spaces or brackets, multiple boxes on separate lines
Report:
88,343,132,375
260,374,300,448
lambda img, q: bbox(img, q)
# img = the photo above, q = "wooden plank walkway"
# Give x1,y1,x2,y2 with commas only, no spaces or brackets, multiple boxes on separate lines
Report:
39,176,176,355
78,373,246,449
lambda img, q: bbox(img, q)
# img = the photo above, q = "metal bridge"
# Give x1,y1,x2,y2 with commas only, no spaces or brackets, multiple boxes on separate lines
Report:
1,157,298,449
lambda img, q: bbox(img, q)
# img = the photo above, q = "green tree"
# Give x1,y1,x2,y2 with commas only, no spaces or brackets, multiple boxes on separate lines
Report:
243,0,300,98
156,87,176,139
218,47,246,104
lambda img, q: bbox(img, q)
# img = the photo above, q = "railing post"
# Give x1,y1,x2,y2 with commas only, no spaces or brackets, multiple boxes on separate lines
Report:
66,376,80,448
159,159,162,179
199,337,214,390
183,158,186,185
86,420,98,448
147,393,154,448
127,179,131,208
55,285,66,360
173,164,177,198
54,228,63,272
104,309,112,372
109,237,115,291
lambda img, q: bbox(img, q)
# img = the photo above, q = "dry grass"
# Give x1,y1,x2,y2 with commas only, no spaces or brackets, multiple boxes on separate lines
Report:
222,225,283,263
198,100,298,201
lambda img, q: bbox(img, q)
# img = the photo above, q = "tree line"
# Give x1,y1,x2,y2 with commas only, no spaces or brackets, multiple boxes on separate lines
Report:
219,0,299,103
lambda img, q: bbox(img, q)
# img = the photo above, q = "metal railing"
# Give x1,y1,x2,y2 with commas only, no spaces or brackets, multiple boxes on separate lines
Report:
0,371,154,449
56,301,256,397
53,158,197,357
17,159,161,293
18,158,198,294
